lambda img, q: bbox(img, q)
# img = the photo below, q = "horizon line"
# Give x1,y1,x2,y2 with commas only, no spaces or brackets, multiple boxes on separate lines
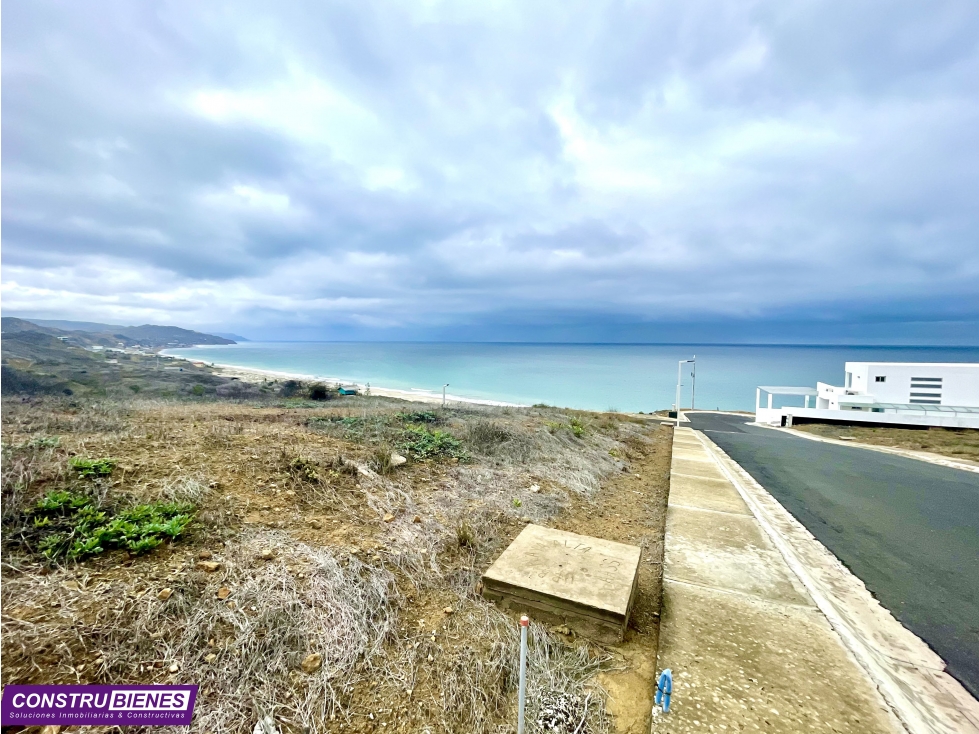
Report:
179,340,979,349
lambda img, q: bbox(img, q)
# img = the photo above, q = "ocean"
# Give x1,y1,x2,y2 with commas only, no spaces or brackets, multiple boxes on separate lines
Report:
166,342,979,413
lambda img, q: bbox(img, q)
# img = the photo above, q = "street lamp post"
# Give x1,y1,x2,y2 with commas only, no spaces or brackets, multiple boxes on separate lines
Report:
442,383,449,408
675,358,695,427
691,356,697,411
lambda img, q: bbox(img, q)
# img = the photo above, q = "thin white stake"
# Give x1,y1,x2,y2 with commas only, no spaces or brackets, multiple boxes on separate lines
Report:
517,615,530,734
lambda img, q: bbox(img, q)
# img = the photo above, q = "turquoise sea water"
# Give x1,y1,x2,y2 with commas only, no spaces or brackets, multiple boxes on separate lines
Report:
167,342,979,413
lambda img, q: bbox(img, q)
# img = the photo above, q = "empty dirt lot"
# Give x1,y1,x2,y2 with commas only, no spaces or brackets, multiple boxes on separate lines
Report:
2,394,672,733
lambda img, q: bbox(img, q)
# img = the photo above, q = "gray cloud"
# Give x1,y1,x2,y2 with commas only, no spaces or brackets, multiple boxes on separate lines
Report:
3,0,978,342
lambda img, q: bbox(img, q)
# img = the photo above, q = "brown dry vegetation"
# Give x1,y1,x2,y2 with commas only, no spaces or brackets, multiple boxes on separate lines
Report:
792,422,979,463
1,393,671,734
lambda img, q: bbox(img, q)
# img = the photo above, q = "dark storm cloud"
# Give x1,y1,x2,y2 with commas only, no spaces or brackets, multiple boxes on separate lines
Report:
3,0,979,341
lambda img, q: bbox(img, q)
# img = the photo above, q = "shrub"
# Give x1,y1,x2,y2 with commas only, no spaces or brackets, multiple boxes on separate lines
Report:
327,454,360,476
288,457,320,483
191,384,205,396
308,383,335,401
69,457,116,478
467,421,514,454
369,446,396,475
30,490,194,561
456,520,476,549
569,417,585,438
279,379,304,398
216,381,259,398
399,426,468,461
129,384,142,393
398,410,441,424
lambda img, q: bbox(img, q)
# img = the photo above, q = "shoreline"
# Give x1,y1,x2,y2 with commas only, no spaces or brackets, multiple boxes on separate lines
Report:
198,360,528,408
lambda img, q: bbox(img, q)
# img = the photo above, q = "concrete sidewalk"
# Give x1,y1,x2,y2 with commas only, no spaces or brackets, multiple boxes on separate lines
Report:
650,427,902,733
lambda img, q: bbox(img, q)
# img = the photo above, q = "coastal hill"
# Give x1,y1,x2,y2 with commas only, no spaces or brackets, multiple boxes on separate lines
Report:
1,317,235,349
0,319,236,399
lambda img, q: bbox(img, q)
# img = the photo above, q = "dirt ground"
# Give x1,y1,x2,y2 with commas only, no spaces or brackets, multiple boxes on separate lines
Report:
1,395,671,734
792,422,979,463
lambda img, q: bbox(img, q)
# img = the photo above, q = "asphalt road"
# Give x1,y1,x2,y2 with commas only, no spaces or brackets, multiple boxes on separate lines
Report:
686,412,979,699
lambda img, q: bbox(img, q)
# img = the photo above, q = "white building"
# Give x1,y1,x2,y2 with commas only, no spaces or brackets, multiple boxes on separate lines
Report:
756,362,979,429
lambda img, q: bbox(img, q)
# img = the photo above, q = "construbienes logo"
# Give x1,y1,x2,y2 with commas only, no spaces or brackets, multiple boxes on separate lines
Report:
1,685,198,725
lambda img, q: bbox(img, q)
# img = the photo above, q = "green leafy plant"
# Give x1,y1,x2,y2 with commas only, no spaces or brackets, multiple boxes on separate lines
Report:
31,490,194,561
399,426,468,461
129,384,142,393
191,384,205,396
569,417,585,438
29,436,61,448
69,457,116,478
37,490,92,512
512,498,523,508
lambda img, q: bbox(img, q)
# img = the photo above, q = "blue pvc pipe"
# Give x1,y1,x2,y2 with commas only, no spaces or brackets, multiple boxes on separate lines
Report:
654,668,673,713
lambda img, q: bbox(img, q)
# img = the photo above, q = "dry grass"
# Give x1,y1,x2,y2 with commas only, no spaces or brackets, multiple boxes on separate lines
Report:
1,394,664,733
2,530,401,732
793,422,979,463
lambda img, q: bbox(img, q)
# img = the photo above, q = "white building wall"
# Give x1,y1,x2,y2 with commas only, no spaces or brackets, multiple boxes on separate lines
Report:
757,362,979,428
844,362,979,407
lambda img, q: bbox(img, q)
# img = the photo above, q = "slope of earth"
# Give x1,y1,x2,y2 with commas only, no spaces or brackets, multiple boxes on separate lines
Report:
2,327,248,400
792,421,979,464
1,394,670,734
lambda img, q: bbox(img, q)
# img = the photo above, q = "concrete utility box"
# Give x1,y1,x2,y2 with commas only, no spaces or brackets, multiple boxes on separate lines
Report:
481,524,642,642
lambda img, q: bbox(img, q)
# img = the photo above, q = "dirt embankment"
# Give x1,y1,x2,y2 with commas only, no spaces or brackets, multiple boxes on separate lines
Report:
793,422,979,464
1,396,671,734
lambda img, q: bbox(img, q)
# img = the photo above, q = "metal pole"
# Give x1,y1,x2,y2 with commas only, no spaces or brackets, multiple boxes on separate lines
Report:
517,615,529,734
691,357,696,410
675,361,682,427
442,383,449,408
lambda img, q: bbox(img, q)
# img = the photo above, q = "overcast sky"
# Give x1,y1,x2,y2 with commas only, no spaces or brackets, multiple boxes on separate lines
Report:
3,1,979,343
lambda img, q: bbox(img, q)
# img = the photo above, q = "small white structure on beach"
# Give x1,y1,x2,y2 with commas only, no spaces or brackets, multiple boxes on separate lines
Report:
756,362,979,429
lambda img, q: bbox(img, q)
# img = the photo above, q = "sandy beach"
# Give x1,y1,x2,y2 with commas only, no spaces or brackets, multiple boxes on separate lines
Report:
207,361,527,407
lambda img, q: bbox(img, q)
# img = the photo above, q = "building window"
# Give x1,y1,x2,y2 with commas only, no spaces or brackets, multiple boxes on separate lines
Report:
845,372,852,388
875,376,886,382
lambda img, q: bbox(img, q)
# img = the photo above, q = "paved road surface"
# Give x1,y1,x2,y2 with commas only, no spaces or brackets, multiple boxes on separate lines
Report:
686,412,979,699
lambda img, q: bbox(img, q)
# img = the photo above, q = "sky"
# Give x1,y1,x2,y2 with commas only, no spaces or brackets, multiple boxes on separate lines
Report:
3,1,979,344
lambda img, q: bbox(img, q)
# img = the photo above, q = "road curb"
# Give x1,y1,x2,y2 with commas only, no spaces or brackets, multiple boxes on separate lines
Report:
696,430,979,734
